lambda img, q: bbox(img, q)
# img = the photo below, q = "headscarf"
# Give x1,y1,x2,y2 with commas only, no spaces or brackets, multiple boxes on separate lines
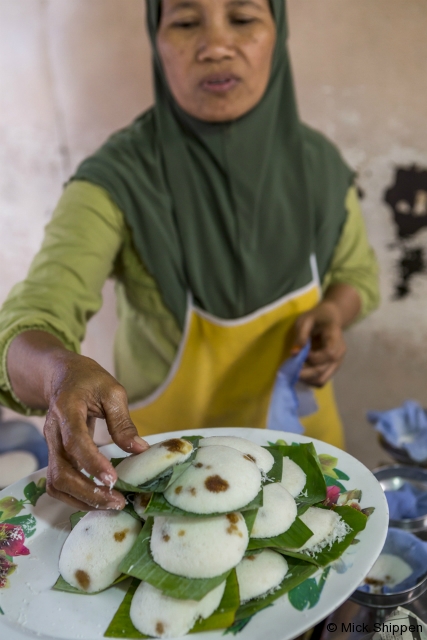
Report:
72,0,353,327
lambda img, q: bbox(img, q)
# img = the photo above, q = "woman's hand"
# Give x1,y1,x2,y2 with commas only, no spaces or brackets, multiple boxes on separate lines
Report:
7,331,148,511
291,283,362,387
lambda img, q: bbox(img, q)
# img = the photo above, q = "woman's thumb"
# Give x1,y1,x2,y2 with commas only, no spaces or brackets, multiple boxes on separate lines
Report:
291,312,315,354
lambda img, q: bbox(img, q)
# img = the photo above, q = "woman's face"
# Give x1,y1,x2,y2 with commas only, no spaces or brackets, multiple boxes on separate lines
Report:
157,0,276,122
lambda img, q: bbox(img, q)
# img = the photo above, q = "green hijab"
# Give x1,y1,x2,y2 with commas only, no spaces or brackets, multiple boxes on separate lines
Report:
73,0,353,327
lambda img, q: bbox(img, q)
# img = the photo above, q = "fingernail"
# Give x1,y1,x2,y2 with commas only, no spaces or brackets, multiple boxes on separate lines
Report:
134,435,147,448
100,472,116,490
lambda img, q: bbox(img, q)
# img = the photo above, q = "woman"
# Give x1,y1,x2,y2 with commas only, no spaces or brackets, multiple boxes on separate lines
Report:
0,0,379,511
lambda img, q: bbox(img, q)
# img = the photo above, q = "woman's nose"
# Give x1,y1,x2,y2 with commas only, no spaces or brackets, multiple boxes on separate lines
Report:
196,26,235,62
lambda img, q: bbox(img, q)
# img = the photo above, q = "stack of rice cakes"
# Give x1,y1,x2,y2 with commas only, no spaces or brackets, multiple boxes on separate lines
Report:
57,435,369,639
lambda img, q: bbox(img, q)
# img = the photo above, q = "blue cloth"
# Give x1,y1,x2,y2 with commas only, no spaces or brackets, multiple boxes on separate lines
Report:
0,419,48,468
267,342,313,433
385,483,427,520
367,400,427,462
358,528,427,594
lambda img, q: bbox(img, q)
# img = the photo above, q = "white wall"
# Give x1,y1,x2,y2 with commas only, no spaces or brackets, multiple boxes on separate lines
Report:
1,0,426,465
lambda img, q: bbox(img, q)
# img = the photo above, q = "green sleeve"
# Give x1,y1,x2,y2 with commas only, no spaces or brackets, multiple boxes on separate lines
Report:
322,185,380,321
0,181,124,415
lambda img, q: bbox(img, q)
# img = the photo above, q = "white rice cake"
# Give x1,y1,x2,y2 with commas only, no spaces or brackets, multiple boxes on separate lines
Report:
251,483,297,538
130,581,225,638
115,438,193,486
59,511,141,593
280,456,307,497
151,513,248,578
236,550,288,602
164,445,262,514
199,436,274,474
298,506,349,553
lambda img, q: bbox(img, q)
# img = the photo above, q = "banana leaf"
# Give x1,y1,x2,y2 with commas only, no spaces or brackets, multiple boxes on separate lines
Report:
53,573,130,595
70,511,86,529
271,443,326,505
247,516,313,551
233,556,318,621
119,518,231,601
104,579,147,638
191,569,240,633
263,447,283,483
144,489,263,518
104,570,239,638
242,509,258,536
276,505,368,567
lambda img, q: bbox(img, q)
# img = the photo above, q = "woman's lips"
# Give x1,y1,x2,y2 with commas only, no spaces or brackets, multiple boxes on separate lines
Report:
200,74,241,93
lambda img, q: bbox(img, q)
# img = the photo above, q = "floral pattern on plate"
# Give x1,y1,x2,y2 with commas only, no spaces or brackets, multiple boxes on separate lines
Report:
0,478,46,589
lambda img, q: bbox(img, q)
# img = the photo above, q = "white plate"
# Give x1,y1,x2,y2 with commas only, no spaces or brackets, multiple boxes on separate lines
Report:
0,427,389,640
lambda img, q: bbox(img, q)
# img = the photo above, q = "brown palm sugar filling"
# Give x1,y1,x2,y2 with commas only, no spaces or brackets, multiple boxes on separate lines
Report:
162,439,191,454
243,453,256,463
156,622,165,634
226,513,243,537
114,528,129,542
205,475,229,493
75,569,90,590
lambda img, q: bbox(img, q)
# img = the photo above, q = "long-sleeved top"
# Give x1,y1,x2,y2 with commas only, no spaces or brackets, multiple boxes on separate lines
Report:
0,180,379,415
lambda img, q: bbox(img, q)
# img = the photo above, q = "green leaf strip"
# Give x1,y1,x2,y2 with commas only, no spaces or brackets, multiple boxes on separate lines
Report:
191,569,240,633
104,579,147,639
52,573,129,595
263,447,283,484
247,516,313,551
144,489,263,519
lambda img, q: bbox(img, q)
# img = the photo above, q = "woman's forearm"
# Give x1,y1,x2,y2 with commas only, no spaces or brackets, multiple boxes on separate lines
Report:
6,329,148,511
7,330,74,410
322,282,362,329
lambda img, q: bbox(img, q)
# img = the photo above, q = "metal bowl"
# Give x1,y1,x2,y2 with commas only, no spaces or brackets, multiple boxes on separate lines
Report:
372,465,427,533
350,569,427,609
377,434,427,467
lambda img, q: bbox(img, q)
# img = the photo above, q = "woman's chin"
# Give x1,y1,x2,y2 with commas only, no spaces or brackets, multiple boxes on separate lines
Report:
181,96,257,124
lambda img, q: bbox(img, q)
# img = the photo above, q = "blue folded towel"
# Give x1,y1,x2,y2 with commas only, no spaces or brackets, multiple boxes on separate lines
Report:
267,342,314,434
367,400,427,462
385,483,427,520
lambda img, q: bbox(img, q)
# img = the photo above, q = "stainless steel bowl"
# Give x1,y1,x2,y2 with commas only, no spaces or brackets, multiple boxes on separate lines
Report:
372,465,427,533
350,569,427,609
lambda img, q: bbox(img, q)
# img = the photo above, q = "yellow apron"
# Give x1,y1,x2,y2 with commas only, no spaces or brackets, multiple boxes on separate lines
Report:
130,265,344,449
